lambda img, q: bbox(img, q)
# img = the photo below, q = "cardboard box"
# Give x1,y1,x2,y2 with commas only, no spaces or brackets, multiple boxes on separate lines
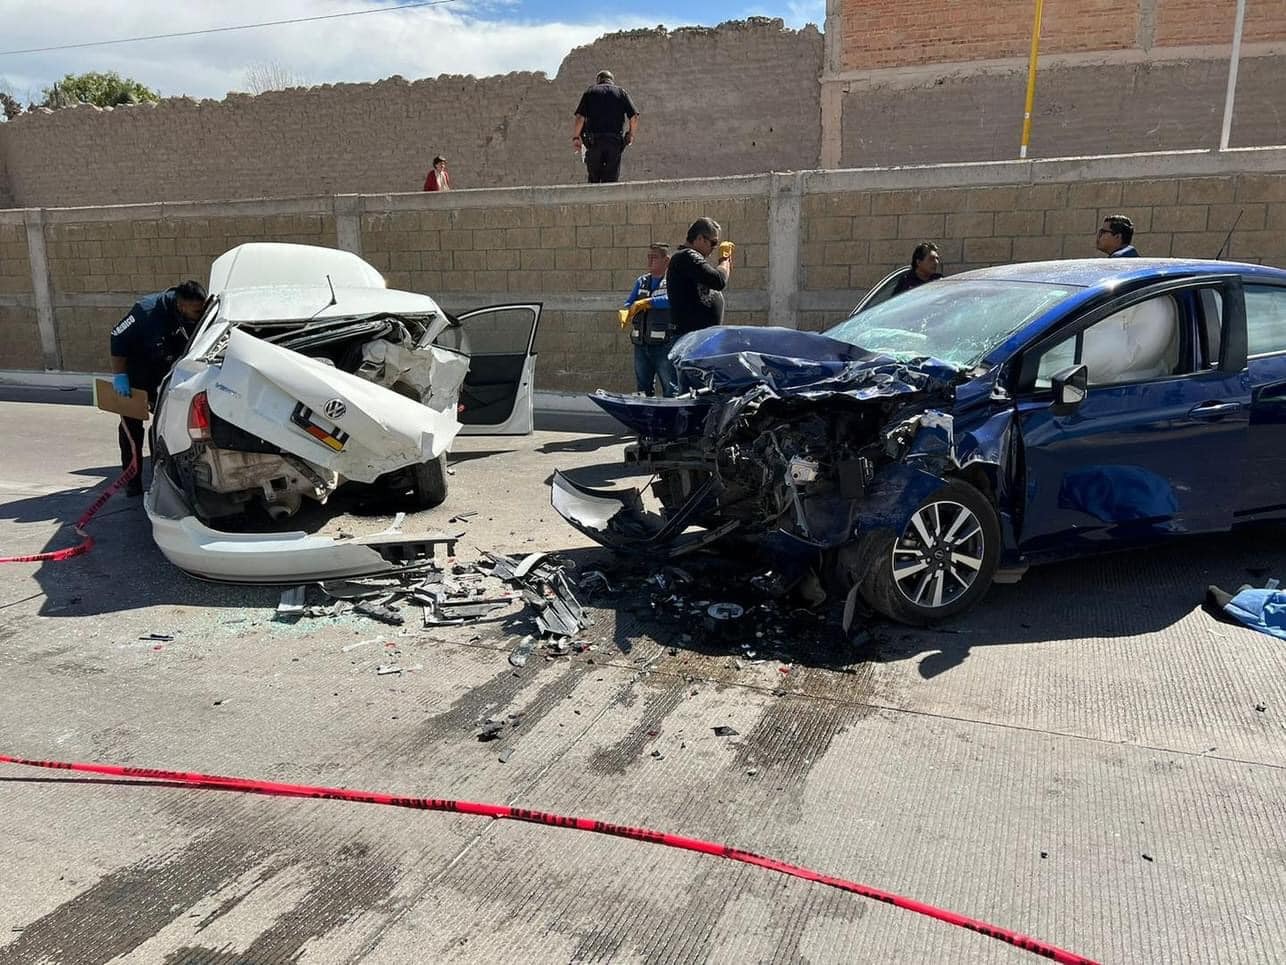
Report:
92,379,150,421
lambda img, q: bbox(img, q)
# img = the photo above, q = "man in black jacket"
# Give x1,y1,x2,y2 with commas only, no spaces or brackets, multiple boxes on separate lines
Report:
891,241,943,295
572,70,639,184
666,218,734,338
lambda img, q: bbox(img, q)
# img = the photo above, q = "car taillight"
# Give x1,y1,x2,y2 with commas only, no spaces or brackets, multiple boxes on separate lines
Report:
188,392,212,441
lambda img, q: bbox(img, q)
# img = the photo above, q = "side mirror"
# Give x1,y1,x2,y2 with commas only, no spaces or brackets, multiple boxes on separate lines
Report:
1050,364,1088,412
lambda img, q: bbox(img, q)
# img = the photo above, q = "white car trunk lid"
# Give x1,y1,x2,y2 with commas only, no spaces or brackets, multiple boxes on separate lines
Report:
208,328,462,483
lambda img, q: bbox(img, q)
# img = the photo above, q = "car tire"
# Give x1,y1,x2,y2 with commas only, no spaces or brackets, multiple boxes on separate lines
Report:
408,452,449,509
859,479,1000,625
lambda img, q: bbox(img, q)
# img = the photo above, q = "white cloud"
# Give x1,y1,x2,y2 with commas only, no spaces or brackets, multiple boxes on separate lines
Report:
0,0,653,102
784,0,825,28
743,0,824,29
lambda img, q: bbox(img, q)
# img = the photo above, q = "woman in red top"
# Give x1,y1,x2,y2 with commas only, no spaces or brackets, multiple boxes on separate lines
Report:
423,155,451,191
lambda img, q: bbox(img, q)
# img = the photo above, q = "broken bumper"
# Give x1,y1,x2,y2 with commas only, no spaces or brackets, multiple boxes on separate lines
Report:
144,481,457,583
550,470,731,554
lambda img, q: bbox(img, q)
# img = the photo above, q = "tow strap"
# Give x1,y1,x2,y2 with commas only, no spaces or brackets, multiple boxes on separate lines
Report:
0,420,138,564
0,754,1098,964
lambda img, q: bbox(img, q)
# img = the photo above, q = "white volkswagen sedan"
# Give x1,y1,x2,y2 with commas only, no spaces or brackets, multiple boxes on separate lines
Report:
145,242,540,582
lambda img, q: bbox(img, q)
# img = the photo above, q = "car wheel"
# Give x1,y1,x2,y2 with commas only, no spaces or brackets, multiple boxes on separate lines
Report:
408,452,449,509
860,479,999,625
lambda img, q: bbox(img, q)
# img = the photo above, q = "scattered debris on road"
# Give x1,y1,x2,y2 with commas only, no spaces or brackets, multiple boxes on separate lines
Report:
276,586,307,617
353,599,404,625
509,634,536,668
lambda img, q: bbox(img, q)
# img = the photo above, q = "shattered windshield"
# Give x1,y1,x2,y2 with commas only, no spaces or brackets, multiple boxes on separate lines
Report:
825,279,1077,367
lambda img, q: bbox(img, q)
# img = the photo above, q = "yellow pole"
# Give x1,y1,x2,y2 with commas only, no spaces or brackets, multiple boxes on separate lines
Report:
1018,0,1046,159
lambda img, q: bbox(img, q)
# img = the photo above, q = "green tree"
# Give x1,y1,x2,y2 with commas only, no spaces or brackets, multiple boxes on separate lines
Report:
40,71,159,109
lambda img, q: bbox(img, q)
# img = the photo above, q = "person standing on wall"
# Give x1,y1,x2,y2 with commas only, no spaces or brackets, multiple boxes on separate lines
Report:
423,155,451,191
1096,214,1138,257
621,243,675,396
666,218,733,339
108,281,207,496
572,70,639,184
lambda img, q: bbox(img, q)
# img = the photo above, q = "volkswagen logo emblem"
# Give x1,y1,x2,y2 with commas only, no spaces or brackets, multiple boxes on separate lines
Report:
323,399,347,422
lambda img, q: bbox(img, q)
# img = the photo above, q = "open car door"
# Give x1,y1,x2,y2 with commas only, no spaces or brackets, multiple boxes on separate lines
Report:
454,303,541,436
849,267,909,316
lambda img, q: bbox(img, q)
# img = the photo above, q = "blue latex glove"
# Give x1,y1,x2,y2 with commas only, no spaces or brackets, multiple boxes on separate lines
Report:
112,373,132,397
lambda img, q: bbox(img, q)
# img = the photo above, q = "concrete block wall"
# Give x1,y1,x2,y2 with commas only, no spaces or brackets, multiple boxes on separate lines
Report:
3,147,1284,393
0,214,39,369
838,56,1286,168
358,189,770,392
791,149,1286,330
38,204,336,372
0,19,821,210
823,0,1286,167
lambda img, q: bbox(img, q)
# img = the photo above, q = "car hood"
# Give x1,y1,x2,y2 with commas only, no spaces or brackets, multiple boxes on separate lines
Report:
669,325,960,394
592,325,959,437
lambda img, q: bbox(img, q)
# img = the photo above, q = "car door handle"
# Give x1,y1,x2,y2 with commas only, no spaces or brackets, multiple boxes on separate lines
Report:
1188,401,1242,421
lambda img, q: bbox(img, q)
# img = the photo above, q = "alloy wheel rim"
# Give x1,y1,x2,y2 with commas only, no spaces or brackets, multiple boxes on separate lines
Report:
891,500,985,609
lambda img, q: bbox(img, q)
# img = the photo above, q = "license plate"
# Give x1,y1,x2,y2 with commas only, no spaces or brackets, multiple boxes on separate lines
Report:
290,403,350,451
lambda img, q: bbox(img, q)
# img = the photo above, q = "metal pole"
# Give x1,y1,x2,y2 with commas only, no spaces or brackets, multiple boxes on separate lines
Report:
1219,0,1247,151
1018,0,1046,159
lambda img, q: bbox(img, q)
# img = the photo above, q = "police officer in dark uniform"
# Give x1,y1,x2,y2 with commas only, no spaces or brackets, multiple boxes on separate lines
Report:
572,70,639,184
108,280,207,495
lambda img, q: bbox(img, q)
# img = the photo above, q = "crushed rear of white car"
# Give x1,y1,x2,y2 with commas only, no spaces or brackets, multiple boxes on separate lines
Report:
145,243,541,582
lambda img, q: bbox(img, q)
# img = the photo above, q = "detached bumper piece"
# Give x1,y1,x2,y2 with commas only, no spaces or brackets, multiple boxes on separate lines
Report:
550,471,735,555
485,551,589,638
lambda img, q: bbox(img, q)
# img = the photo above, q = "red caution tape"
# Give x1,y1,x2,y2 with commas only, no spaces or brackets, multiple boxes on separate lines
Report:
0,419,138,564
0,753,1098,964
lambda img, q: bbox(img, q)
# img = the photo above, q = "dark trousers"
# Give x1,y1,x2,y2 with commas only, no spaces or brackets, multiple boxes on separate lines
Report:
118,416,146,492
585,136,624,183
633,343,677,397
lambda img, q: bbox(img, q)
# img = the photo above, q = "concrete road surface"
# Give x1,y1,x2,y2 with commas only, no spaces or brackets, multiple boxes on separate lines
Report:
0,392,1284,964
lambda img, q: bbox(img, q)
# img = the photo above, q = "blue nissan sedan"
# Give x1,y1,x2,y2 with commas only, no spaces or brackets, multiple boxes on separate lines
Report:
553,259,1286,624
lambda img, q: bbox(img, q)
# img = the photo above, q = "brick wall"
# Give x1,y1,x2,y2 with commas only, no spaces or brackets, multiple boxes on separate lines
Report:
841,0,1135,71
828,0,1286,167
0,19,821,209
4,149,1285,393
840,0,1286,71
1155,0,1286,46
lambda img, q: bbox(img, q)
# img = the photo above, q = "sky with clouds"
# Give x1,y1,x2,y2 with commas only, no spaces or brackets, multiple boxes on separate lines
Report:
0,0,826,104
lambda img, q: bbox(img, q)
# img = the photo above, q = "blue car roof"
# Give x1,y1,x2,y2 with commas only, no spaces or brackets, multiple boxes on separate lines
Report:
945,259,1286,368
953,257,1286,290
